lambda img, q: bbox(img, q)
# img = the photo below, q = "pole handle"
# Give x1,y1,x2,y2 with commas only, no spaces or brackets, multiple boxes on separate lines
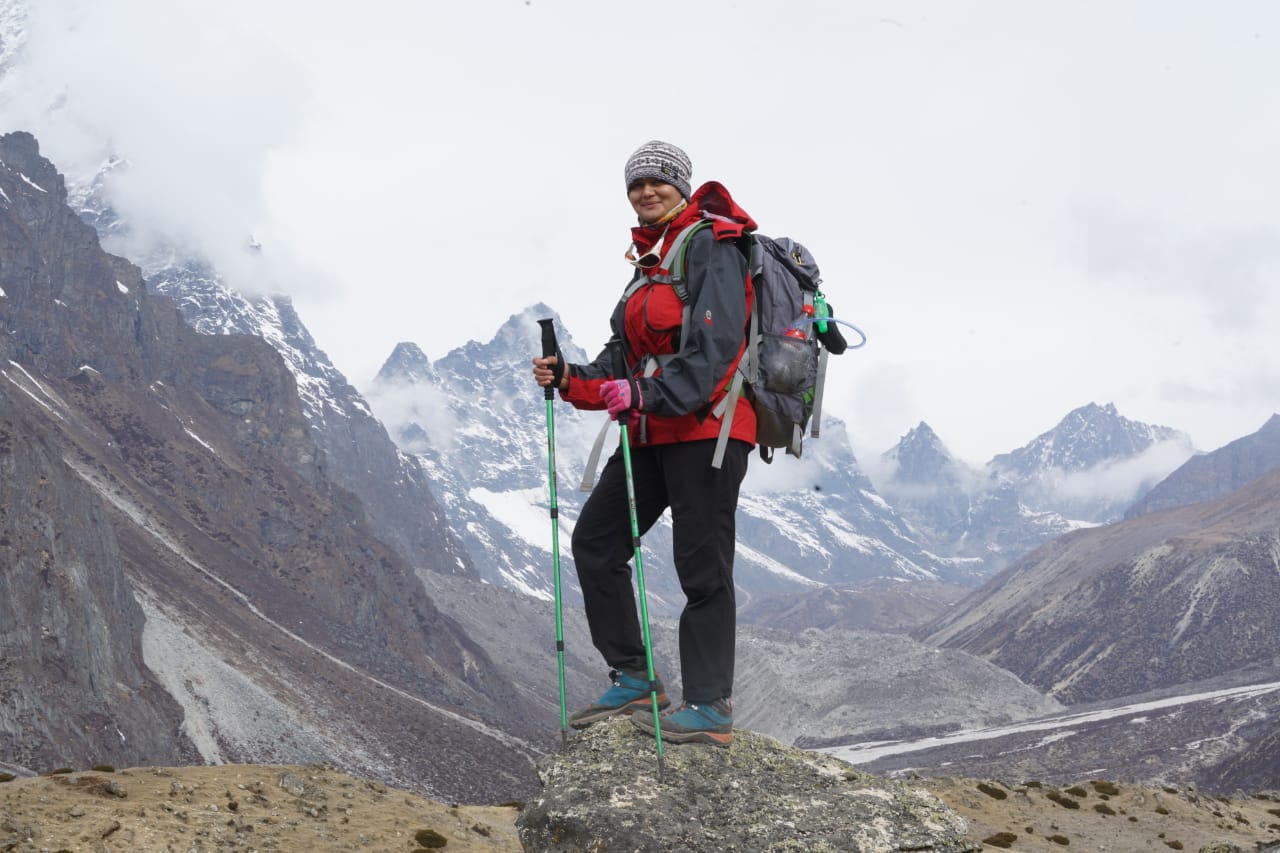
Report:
607,338,627,380
538,317,558,401
538,318,558,358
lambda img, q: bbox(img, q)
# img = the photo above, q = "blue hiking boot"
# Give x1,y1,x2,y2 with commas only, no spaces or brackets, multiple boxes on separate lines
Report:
632,698,733,747
568,669,670,730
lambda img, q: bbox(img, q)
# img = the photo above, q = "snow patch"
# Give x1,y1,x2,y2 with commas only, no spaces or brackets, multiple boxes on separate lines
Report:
469,485,568,555
1170,555,1235,645
183,426,217,454
2,361,68,421
734,541,824,587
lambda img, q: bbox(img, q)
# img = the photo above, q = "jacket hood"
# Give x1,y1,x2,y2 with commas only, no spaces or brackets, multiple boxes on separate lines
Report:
631,181,757,253
687,181,758,236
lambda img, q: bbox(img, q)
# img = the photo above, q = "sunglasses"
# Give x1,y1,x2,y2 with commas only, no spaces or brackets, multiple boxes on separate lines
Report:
628,223,671,269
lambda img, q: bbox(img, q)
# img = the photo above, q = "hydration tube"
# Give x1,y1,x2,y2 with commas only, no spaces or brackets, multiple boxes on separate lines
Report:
792,315,868,349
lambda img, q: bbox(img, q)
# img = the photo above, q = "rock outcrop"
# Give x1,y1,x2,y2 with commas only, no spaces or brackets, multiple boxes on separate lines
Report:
517,719,978,852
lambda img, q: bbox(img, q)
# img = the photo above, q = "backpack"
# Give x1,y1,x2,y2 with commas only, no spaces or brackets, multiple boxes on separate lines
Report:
668,221,851,467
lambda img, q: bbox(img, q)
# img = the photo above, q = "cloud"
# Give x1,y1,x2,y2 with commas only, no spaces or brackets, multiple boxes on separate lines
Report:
1,0,315,293
1069,203,1280,333
364,380,460,457
3,0,1277,472
1033,437,1197,509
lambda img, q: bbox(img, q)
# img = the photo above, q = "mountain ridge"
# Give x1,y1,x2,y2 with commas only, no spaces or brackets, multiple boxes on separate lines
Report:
0,130,536,801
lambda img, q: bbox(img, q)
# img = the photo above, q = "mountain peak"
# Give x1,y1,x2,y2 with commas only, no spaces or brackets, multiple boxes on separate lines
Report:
882,422,961,486
376,342,432,383
991,402,1184,475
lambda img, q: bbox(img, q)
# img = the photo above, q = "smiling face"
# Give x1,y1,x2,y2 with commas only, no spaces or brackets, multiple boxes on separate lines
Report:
628,178,684,224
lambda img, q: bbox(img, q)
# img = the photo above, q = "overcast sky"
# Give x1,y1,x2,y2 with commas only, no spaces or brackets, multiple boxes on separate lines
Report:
3,1,1277,467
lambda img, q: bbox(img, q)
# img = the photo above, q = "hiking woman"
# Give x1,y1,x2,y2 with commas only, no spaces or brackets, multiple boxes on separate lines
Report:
531,140,756,747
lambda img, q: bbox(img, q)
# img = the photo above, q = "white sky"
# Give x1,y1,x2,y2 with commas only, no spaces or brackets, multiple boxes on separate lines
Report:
3,0,1277,466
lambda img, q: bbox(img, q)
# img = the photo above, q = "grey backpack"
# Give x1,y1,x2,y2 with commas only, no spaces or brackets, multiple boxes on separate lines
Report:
658,221,851,466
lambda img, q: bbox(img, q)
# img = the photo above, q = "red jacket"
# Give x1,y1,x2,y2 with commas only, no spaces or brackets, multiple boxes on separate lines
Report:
563,181,757,448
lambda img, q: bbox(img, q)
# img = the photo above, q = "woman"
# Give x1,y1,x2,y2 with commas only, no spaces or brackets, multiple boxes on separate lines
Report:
532,140,756,747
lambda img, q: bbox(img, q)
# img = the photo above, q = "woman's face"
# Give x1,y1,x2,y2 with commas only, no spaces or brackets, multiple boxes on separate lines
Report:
628,179,683,224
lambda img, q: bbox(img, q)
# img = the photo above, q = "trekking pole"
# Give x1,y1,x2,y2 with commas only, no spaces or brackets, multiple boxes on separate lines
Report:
607,339,665,780
538,318,569,745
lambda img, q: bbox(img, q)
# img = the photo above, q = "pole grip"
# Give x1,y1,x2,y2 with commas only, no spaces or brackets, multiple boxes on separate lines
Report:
607,338,627,380
538,318,558,358
538,318,558,401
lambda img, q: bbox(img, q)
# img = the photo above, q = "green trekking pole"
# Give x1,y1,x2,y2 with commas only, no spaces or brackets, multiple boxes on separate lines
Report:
538,318,569,745
607,339,665,780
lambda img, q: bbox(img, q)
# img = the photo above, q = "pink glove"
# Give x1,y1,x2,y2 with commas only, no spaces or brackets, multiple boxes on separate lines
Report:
600,378,643,424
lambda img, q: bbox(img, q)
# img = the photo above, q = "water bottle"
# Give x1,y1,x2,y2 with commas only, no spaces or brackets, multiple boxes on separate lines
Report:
813,291,830,334
783,304,815,340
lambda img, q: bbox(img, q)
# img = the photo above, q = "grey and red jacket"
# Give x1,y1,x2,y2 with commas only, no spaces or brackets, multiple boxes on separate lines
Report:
562,181,757,448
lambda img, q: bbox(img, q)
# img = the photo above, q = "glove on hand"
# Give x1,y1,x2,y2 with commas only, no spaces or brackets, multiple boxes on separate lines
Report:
816,302,849,354
600,378,643,424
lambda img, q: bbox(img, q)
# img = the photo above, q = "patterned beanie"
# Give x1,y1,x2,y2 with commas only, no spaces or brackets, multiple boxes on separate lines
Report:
624,140,693,200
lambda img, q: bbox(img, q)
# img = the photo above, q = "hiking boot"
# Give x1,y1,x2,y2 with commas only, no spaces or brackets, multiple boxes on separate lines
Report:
568,669,670,730
632,698,733,747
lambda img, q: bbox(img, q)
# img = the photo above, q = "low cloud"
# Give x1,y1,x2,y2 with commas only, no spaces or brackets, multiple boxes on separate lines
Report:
1033,437,1197,510
365,380,460,457
1,0,314,295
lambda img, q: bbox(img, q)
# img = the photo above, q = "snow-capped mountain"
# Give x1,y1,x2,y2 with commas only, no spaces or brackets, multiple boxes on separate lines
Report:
993,402,1181,474
876,421,1080,572
366,307,969,617
989,401,1193,522
876,422,983,547
873,404,1195,574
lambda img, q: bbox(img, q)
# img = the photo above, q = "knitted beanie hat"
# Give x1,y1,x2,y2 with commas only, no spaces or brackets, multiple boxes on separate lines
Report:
624,140,693,200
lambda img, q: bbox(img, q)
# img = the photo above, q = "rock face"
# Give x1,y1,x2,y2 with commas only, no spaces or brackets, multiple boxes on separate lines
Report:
68,161,475,582
516,719,978,853
0,405,193,770
0,131,535,801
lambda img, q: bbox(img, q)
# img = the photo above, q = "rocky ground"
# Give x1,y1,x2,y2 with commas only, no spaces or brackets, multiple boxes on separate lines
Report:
916,776,1280,852
2,762,1278,852
0,764,520,852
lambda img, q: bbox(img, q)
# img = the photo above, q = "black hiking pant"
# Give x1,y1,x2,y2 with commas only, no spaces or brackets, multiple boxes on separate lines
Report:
572,437,750,703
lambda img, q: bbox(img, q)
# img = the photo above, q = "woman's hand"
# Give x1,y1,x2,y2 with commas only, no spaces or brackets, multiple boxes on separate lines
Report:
532,356,568,391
